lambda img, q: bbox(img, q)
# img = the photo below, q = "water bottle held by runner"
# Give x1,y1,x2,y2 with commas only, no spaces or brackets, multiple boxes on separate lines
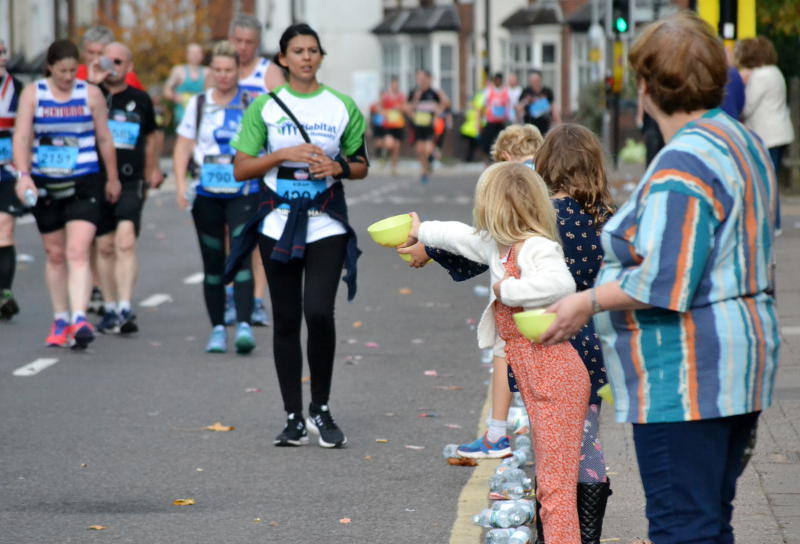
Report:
23,188,38,208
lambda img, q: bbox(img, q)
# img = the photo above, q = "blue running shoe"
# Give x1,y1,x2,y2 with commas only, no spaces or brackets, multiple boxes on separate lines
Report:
234,322,255,354
70,317,95,350
96,310,120,334
456,433,511,459
205,326,227,353
251,298,269,327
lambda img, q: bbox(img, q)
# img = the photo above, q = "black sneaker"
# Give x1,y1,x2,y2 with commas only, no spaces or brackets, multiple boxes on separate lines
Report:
118,309,138,334
88,287,104,314
273,413,308,447
306,404,347,448
0,289,20,320
96,310,120,334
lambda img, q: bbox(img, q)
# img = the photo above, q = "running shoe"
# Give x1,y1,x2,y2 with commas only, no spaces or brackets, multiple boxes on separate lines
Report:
306,404,347,448
205,326,227,353
223,289,235,326
96,310,120,334
420,173,429,185
88,287,104,314
118,309,139,335
70,317,95,350
456,433,511,459
0,289,20,319
234,322,255,354
251,299,269,327
274,413,309,447
46,318,71,347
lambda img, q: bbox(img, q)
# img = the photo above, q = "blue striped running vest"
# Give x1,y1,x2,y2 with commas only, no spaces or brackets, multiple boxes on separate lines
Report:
32,79,99,179
238,57,270,98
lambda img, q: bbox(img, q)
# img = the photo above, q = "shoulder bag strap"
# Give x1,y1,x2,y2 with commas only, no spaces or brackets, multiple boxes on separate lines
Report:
268,91,311,143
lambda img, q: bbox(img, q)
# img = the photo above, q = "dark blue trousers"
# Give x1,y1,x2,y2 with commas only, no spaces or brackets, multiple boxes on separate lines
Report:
632,412,760,544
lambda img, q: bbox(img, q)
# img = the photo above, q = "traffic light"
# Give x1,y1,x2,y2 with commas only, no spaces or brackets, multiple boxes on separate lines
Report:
612,0,630,35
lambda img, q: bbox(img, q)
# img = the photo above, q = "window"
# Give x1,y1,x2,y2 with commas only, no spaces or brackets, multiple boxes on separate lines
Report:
439,44,455,105
382,43,401,91
540,42,558,91
507,36,530,84
409,43,431,90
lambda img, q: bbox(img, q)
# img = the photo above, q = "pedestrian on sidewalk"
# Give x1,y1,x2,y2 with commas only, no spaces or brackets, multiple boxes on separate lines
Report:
228,23,369,449
541,12,780,544
404,162,590,544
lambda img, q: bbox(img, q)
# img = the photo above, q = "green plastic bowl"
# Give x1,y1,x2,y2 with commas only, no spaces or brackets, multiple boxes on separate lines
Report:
367,214,412,247
513,309,556,342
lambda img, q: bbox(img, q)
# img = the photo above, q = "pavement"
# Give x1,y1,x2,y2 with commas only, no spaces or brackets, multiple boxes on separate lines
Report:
0,159,798,543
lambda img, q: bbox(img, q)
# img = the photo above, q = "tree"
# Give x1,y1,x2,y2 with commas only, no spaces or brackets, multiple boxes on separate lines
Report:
757,0,800,79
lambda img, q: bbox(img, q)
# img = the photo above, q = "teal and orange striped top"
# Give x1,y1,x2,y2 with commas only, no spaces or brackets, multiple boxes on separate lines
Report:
595,109,780,423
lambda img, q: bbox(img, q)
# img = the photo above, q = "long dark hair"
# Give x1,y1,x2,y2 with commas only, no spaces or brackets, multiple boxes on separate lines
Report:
272,23,326,70
47,39,80,67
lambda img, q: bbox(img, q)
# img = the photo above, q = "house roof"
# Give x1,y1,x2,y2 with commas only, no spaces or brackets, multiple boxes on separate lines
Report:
566,2,606,31
372,5,460,35
501,4,562,28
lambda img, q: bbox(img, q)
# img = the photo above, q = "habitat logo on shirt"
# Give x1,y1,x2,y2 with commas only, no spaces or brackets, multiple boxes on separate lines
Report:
276,115,337,140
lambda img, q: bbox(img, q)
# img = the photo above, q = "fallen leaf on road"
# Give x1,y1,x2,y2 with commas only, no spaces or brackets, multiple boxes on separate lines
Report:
352,321,363,328
173,498,195,506
301,375,311,383
80,463,88,468
434,385,463,391
375,438,389,443
417,413,439,418
411,338,424,344
445,423,462,429
365,342,380,349
364,455,373,461
88,525,108,530
384,412,395,417
398,287,413,295
196,468,203,472
253,518,262,523
339,518,352,524
149,341,162,347
423,370,438,377
206,422,235,432
405,508,416,512
347,338,358,344
404,444,425,450
466,318,477,325
245,387,262,393
269,521,279,527
447,457,478,466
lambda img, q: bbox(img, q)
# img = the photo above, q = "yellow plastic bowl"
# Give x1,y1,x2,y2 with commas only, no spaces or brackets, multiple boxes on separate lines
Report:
597,384,615,406
513,309,556,343
367,214,412,247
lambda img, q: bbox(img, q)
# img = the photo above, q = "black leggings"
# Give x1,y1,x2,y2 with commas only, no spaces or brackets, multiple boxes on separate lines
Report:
258,233,347,414
191,194,255,326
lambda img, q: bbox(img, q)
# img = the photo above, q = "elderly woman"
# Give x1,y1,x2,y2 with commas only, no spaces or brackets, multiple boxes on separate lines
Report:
540,12,780,544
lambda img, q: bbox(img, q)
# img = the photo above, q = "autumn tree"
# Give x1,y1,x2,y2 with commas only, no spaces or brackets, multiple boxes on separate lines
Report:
757,0,800,79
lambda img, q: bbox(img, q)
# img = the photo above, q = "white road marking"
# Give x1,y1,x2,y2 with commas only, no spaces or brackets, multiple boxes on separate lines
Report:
139,293,174,307
183,272,204,285
782,326,800,336
13,358,59,377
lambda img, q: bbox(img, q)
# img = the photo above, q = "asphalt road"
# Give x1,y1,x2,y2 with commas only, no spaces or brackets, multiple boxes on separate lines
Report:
0,165,494,543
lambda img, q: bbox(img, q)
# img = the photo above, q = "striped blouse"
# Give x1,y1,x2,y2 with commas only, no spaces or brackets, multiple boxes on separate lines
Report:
595,109,780,423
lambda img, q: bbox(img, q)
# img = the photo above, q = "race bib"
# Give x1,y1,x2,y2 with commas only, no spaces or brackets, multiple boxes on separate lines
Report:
36,139,79,176
276,166,326,209
490,104,507,120
108,120,141,150
528,98,550,119
0,137,11,165
386,110,404,127
413,111,433,127
200,155,240,194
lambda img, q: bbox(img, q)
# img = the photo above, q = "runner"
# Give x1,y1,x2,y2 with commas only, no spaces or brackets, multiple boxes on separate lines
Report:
172,41,258,355
88,42,162,335
76,26,144,91
13,39,120,349
379,77,406,176
164,43,207,125
0,39,24,320
481,72,511,161
407,70,449,184
228,13,285,327
517,69,560,135
229,23,368,448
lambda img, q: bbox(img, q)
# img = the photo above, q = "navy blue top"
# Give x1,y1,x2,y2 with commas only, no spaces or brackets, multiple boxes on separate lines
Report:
721,67,745,120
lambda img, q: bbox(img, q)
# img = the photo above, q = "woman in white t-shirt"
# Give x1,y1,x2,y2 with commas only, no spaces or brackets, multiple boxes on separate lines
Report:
231,23,368,449
173,41,259,355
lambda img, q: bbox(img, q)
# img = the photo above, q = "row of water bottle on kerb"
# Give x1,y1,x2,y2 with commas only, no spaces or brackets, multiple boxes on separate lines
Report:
443,393,536,543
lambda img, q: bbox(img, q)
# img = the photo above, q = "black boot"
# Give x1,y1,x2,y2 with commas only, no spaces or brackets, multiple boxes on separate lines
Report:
534,479,613,544
577,480,612,544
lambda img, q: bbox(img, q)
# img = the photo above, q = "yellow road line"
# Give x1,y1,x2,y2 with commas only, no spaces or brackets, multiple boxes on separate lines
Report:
448,383,502,544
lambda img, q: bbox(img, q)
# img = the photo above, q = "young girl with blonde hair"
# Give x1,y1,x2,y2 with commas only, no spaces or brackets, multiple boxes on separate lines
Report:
404,162,590,544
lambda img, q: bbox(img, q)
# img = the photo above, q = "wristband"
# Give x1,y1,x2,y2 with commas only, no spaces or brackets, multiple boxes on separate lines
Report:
334,155,351,180
16,171,30,180
590,288,604,314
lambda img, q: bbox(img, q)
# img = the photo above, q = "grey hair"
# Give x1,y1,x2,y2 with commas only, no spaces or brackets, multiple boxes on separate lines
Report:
82,25,115,47
229,13,262,38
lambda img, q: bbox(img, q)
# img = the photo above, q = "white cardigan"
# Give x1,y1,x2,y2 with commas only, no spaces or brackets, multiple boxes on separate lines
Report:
419,220,576,349
742,65,795,148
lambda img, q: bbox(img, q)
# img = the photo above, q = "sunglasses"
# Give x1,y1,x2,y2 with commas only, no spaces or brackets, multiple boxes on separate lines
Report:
110,58,124,65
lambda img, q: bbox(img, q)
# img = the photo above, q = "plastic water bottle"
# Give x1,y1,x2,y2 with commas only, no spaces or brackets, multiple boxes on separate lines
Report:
512,392,524,406
492,499,535,524
485,526,533,544
442,443,460,459
23,188,38,208
500,449,533,469
474,500,535,528
507,406,529,435
514,435,532,452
